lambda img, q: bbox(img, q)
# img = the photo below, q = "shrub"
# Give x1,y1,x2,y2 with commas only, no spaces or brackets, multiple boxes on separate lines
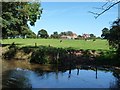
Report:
30,48,48,64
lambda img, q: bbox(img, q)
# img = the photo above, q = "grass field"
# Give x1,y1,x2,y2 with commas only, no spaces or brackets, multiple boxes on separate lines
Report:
2,38,109,50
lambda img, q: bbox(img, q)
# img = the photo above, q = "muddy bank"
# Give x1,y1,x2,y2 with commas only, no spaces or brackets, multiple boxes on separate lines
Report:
2,45,120,68
2,46,101,65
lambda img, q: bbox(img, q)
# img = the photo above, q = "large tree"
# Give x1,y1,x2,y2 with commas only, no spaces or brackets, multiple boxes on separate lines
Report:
89,34,96,40
26,30,36,38
108,19,120,56
51,31,60,39
1,2,42,38
37,29,49,38
101,28,110,39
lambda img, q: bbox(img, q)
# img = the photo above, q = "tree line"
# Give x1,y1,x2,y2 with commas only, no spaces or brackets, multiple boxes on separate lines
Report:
37,29,97,40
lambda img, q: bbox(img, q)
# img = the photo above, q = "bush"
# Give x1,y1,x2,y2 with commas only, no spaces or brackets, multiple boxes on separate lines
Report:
95,50,119,66
3,48,17,60
30,47,48,64
3,43,18,60
30,46,69,65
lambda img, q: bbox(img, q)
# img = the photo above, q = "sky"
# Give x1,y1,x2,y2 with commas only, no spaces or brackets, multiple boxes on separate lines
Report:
28,2,118,37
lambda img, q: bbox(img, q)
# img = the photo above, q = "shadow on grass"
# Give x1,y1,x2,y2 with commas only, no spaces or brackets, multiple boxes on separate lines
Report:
2,44,11,47
2,43,23,47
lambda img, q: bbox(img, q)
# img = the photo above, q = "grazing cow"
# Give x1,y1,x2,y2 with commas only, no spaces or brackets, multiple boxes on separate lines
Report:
60,40,62,43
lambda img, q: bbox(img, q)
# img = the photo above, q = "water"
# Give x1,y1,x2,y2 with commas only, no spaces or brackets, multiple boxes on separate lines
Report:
2,66,120,88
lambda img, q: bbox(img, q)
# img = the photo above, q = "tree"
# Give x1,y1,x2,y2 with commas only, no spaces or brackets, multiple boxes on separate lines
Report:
51,31,60,38
66,31,73,36
101,28,110,39
108,19,120,56
37,29,49,38
26,30,36,38
60,32,67,36
89,0,120,19
78,35,82,37
77,35,82,39
1,2,42,38
59,31,73,36
90,34,96,38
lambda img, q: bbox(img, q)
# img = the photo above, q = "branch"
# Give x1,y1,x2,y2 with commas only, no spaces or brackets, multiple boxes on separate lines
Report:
101,1,109,9
89,1,120,19
92,7,105,10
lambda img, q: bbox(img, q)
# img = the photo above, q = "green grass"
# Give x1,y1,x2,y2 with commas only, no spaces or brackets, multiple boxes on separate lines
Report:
2,38,109,50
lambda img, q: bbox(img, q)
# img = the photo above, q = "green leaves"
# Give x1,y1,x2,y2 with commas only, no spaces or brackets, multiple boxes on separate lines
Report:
2,2,42,38
101,28,110,39
37,29,49,38
109,19,120,50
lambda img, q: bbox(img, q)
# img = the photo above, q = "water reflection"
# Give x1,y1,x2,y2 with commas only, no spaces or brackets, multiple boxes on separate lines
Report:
2,67,120,88
95,67,97,79
2,68,32,88
110,70,120,88
77,68,79,76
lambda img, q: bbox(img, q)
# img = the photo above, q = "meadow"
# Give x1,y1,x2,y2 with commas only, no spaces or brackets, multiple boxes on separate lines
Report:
2,38,109,50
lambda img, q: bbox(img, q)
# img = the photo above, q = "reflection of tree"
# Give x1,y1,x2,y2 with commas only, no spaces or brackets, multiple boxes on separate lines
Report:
77,68,79,75
68,69,71,79
110,70,120,88
55,71,59,80
2,69,32,88
95,67,98,79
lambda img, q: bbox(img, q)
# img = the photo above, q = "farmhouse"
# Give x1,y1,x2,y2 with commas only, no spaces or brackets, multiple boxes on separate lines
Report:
61,33,78,39
82,34,90,39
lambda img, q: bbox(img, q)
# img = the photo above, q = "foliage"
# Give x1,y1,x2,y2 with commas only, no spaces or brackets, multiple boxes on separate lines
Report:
3,43,18,60
30,46,68,64
101,28,110,39
108,19,120,56
26,30,36,38
1,2,42,39
50,31,60,39
30,47,48,64
3,43,120,66
89,34,96,39
59,31,73,36
96,50,120,66
66,31,73,36
78,35,82,38
37,29,49,38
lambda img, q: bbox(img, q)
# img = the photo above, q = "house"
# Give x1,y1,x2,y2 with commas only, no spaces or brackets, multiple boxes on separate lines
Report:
61,33,78,39
82,34,90,39
61,35,71,39
71,33,78,39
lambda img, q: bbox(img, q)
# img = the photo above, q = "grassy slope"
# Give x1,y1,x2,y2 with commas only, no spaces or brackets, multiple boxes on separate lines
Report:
2,38,109,50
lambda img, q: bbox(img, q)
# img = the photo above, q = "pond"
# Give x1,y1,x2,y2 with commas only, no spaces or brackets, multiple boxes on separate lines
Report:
2,65,120,89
